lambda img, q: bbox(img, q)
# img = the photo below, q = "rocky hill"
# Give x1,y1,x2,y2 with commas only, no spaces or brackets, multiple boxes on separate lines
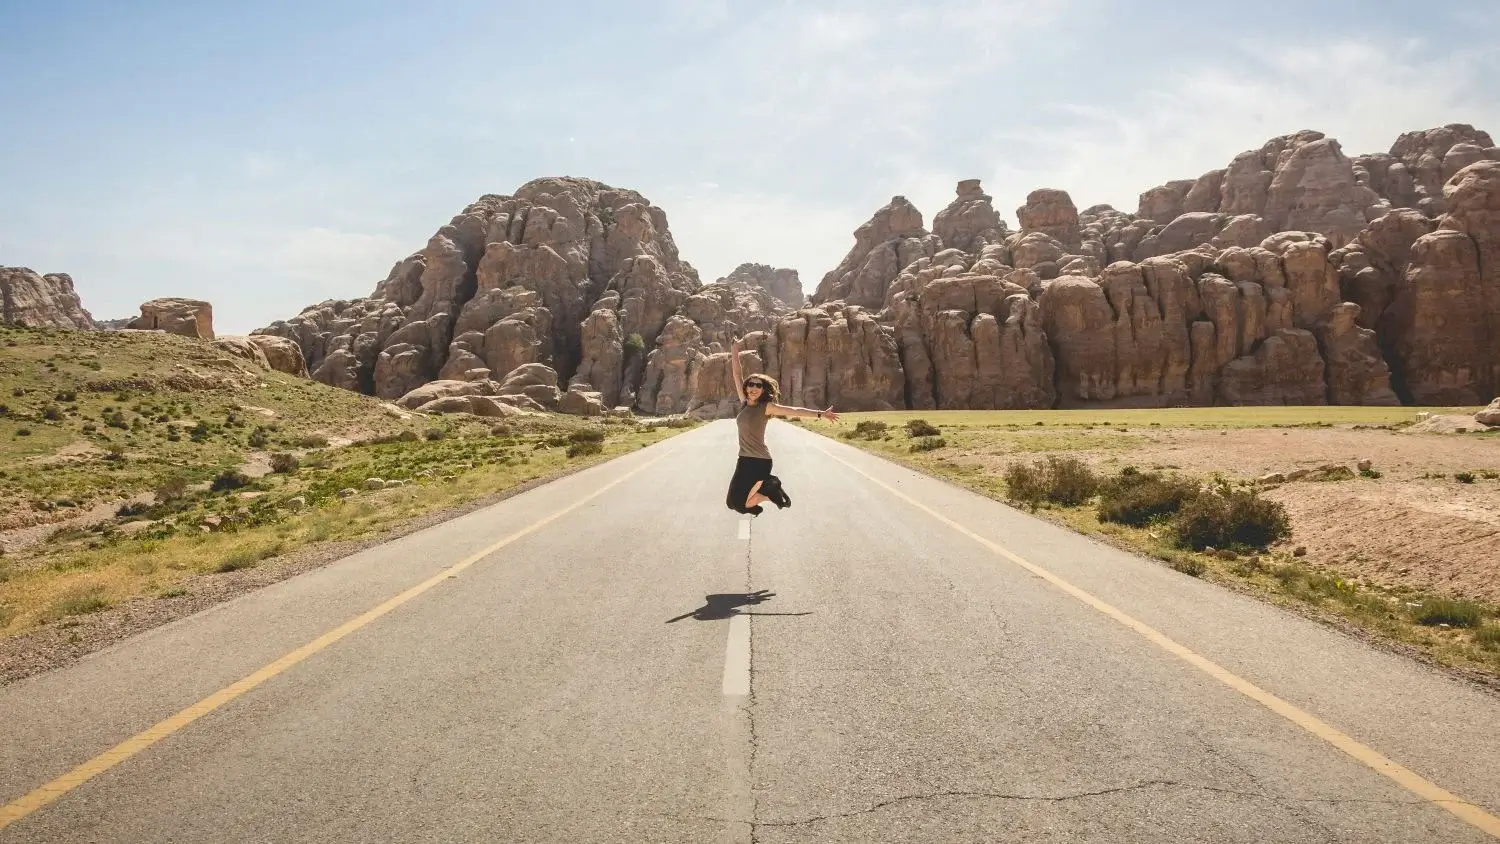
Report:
804,124,1498,410
253,177,796,416
255,125,1500,415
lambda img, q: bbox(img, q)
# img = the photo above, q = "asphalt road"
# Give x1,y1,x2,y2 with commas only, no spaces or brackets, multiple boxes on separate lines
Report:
2,419,1499,842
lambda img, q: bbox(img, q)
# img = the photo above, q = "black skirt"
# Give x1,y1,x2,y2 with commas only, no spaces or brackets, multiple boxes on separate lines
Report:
726,456,773,513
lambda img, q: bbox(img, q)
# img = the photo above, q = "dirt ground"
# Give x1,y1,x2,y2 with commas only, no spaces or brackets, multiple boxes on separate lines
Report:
958,425,1500,604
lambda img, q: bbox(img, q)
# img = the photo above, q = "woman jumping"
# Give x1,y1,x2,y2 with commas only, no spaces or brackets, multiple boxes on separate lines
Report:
726,336,841,516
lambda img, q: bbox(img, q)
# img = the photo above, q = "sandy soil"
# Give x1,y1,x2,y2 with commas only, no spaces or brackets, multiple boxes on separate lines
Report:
966,427,1500,604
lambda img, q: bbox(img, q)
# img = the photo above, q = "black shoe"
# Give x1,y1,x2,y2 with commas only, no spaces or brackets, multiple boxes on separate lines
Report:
765,476,791,509
747,505,764,516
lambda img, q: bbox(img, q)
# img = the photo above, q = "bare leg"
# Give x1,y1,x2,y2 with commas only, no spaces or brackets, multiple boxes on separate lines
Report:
746,480,769,509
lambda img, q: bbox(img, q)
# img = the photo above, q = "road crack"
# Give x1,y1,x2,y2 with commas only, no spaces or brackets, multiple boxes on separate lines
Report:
749,781,1429,829
744,522,761,843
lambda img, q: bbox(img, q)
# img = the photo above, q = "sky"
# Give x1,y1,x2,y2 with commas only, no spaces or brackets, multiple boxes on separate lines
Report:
2,0,1498,335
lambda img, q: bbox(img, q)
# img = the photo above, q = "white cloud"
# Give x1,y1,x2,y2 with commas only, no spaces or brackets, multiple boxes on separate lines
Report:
977,36,1500,220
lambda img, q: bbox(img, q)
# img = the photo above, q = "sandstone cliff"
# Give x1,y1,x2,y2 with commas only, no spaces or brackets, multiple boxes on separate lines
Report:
0,267,95,330
254,177,789,414
256,125,1500,416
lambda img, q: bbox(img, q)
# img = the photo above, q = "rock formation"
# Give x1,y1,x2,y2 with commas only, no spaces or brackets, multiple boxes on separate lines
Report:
0,267,95,329
246,335,309,377
257,125,1500,416
128,298,215,339
254,177,746,415
717,263,804,307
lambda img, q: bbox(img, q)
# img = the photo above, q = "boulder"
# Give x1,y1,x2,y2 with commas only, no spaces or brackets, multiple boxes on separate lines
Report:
1477,398,1500,427
129,298,214,339
246,335,309,377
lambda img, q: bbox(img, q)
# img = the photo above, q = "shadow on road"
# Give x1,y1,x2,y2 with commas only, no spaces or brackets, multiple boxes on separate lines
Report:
665,589,814,623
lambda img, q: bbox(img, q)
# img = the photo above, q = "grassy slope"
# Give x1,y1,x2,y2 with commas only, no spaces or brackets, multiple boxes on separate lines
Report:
0,324,695,637
823,409,1500,685
0,324,421,517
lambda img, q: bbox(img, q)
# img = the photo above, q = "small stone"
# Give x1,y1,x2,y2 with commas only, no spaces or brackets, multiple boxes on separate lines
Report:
1357,459,1373,472
338,488,357,498
1258,472,1286,484
286,497,307,510
363,478,385,490
1293,546,1307,557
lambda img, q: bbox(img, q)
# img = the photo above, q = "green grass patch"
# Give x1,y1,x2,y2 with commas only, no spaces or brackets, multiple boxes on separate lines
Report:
0,415,691,639
1412,598,1485,628
49,583,112,618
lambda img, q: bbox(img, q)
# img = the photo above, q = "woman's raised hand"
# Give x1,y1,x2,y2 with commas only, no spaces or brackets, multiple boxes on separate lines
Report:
821,406,841,423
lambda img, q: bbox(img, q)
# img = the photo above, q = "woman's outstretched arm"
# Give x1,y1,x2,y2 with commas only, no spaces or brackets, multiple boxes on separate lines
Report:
767,403,840,422
730,336,746,403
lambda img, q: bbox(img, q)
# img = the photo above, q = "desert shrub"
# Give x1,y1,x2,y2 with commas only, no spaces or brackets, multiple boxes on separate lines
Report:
625,333,645,353
905,419,940,437
1097,470,1201,527
491,424,515,437
566,440,604,458
297,434,331,448
214,545,281,573
1360,468,1382,479
424,428,447,441
51,584,111,617
248,427,271,448
910,436,946,452
41,405,63,421
361,430,419,446
1171,485,1290,551
55,390,77,402
1004,456,1099,507
154,475,190,504
1455,471,1476,484
1412,598,1484,628
15,428,31,437
1476,624,1500,649
845,420,889,441
269,452,300,474
116,501,151,519
210,469,252,492
568,428,606,444
1313,465,1356,482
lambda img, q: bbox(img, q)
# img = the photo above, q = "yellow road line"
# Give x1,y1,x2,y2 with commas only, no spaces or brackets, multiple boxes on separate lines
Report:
816,444,1500,839
0,456,662,831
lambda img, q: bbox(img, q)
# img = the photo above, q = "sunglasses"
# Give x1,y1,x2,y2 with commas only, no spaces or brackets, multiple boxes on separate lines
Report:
745,381,766,389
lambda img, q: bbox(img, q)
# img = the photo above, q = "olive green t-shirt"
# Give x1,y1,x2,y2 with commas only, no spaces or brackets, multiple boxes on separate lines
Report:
736,400,772,459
